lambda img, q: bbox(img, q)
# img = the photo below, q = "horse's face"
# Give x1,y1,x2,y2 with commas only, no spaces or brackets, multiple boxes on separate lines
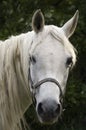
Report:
29,10,79,124
30,34,71,123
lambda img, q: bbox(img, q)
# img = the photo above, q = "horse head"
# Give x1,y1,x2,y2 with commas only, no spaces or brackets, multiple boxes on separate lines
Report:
29,9,79,124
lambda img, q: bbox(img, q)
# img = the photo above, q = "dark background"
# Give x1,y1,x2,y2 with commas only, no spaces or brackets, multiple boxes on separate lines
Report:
0,0,86,130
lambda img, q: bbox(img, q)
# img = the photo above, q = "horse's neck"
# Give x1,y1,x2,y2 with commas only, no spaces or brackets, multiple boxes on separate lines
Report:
0,32,33,130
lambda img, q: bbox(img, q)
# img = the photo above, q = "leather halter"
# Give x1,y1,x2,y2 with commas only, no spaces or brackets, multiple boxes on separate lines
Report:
29,59,63,106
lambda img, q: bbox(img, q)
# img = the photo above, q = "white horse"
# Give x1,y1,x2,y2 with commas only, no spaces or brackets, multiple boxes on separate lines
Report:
0,9,79,130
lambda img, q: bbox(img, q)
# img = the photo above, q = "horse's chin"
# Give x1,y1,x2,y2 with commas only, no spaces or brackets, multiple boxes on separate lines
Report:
37,115,58,125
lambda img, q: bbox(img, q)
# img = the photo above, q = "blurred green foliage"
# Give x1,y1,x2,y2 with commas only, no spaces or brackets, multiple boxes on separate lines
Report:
0,0,86,130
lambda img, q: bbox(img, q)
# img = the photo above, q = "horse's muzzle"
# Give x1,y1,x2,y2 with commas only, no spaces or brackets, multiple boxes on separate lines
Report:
37,99,62,124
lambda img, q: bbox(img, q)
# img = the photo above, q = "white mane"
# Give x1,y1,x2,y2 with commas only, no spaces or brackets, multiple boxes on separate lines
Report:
0,32,33,130
0,25,76,130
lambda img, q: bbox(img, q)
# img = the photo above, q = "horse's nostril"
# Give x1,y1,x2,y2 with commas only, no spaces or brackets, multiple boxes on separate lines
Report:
38,102,44,115
55,104,61,115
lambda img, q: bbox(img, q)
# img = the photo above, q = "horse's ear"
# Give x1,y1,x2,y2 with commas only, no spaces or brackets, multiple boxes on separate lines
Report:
32,9,45,33
62,10,79,38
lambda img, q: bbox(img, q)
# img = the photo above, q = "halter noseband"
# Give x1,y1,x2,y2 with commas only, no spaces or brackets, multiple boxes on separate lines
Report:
29,59,63,106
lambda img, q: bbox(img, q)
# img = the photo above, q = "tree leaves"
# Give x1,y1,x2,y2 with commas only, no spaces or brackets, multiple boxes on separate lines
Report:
0,0,85,130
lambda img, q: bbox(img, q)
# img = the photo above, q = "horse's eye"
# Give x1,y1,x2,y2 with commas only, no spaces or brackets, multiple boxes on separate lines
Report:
30,56,36,64
66,57,73,67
